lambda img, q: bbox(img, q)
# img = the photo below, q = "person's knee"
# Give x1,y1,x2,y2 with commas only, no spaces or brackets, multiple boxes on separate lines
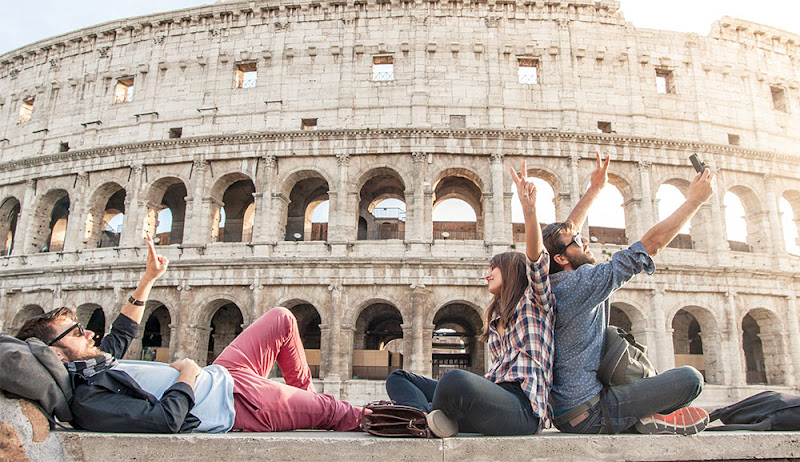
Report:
674,366,704,398
386,369,412,386
437,369,472,396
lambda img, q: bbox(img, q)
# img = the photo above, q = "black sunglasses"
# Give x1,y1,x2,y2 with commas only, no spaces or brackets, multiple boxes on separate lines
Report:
48,322,85,346
558,233,584,255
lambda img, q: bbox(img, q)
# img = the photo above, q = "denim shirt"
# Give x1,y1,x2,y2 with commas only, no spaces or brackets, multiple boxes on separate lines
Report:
549,241,655,413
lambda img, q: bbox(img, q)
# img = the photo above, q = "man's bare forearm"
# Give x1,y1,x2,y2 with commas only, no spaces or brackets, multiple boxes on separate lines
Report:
566,185,602,229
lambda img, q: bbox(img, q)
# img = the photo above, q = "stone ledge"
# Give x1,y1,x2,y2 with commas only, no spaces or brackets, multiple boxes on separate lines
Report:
55,429,800,462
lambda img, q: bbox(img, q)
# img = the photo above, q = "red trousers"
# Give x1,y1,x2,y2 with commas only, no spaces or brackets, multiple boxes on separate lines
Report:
214,307,362,432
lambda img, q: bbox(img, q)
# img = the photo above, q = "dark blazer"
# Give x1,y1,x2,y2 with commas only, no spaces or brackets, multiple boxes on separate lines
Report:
69,314,200,433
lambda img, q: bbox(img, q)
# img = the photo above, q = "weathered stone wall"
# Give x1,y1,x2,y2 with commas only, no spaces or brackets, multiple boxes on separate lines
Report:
0,0,798,406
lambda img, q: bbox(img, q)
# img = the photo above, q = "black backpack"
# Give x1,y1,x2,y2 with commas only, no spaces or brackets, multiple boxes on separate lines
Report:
597,326,657,387
708,391,800,431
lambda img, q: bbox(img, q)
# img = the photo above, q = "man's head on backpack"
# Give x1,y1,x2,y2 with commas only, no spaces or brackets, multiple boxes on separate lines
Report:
17,307,103,363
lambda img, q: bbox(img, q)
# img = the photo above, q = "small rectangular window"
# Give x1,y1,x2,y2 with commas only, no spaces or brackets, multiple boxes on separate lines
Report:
59,142,70,152
114,78,135,103
450,115,466,128
235,62,258,88
18,97,34,124
301,118,318,131
518,58,539,84
727,134,740,146
169,127,183,139
597,121,612,134
771,86,787,112
656,69,674,94
373,56,394,81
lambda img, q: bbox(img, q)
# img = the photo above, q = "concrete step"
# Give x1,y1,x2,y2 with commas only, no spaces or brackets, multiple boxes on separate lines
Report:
57,429,800,462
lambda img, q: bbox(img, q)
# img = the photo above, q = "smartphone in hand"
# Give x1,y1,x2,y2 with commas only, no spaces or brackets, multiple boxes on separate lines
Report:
689,154,706,173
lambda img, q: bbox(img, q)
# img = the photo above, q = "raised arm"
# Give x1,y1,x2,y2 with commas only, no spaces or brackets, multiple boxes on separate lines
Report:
565,151,611,229
510,160,543,260
640,168,714,256
120,233,169,324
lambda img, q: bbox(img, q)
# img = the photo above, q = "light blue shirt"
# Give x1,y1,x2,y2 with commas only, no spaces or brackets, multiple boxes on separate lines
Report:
549,241,655,413
115,360,236,433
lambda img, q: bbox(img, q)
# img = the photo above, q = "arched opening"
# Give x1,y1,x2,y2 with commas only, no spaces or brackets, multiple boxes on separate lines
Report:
142,305,172,362
609,305,632,332
431,303,485,379
742,309,786,385
657,184,692,249
83,184,126,248
283,175,329,242
724,191,750,252
207,303,244,364
511,177,556,242
358,169,406,241
76,304,106,347
146,180,188,246
28,190,71,253
287,303,322,378
0,198,20,256
587,184,627,245
353,303,403,379
672,309,711,382
43,193,70,253
779,193,800,255
215,179,256,243
432,174,484,240
309,200,329,241
10,305,44,335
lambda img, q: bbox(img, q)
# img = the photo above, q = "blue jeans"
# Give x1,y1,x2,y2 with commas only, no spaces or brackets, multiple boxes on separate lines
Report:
556,366,704,434
385,369,540,435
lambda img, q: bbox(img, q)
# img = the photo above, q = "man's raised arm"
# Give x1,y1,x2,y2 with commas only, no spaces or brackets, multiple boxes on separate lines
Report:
565,151,610,229
640,168,714,256
120,233,169,324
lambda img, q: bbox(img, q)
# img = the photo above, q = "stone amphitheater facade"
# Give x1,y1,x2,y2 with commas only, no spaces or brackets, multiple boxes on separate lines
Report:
0,0,798,404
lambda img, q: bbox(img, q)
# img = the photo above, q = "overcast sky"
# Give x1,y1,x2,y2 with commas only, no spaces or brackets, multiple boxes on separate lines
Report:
1,0,799,55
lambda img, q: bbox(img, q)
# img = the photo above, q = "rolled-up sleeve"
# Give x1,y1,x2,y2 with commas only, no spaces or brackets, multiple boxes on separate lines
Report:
525,250,556,313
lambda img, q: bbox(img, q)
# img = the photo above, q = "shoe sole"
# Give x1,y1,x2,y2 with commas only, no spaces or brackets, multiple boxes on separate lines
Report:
635,408,709,435
427,410,458,438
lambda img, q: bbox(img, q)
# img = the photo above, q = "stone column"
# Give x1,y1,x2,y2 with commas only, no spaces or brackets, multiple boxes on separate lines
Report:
649,288,672,371
64,173,89,251
253,155,276,244
407,152,427,242
784,295,800,387
18,179,38,253
408,284,431,376
556,18,578,130
167,323,180,362
184,160,210,246
637,161,655,231
328,153,351,243
488,152,507,245
762,174,784,253
323,282,343,382
120,165,144,247
723,291,746,386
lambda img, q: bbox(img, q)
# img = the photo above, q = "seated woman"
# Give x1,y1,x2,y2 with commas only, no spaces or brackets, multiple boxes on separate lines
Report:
385,160,555,437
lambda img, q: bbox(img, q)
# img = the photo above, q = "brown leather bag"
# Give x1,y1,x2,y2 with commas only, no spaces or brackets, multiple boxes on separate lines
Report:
361,401,432,438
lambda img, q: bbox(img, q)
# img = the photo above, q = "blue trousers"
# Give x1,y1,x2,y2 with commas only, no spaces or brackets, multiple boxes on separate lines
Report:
385,369,540,435
556,366,704,434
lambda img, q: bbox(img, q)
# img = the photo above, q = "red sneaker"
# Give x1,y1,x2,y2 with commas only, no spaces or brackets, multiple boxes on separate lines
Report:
634,406,709,435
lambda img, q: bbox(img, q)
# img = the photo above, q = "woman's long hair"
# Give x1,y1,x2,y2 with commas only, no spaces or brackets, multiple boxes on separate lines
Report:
480,251,528,342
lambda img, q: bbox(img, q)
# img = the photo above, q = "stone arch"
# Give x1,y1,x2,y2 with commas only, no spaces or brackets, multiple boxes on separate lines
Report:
0,196,21,256
280,170,330,242
741,308,787,386
511,172,559,241
669,306,722,384
352,301,404,379
141,304,173,362
724,185,766,252
431,302,486,379
76,303,106,346
203,300,245,365
277,301,323,378
357,167,407,241
655,179,694,249
609,301,647,339
209,173,256,243
144,177,188,246
84,182,126,248
586,174,630,245
431,168,485,240
10,305,44,335
778,189,800,254
27,189,70,253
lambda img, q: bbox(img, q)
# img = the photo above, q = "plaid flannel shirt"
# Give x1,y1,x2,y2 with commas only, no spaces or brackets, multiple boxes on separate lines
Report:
484,250,556,425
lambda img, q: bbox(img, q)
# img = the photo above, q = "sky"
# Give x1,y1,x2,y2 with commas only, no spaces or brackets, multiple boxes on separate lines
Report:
1,0,799,55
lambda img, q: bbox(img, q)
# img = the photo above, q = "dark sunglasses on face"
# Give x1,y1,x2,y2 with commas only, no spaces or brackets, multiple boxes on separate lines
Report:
559,233,584,254
48,322,85,346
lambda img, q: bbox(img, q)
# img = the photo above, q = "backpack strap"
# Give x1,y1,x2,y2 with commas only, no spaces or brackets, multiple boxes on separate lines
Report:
706,419,773,431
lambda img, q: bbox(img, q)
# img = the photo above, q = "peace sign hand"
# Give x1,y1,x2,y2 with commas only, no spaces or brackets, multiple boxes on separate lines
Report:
510,160,538,217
